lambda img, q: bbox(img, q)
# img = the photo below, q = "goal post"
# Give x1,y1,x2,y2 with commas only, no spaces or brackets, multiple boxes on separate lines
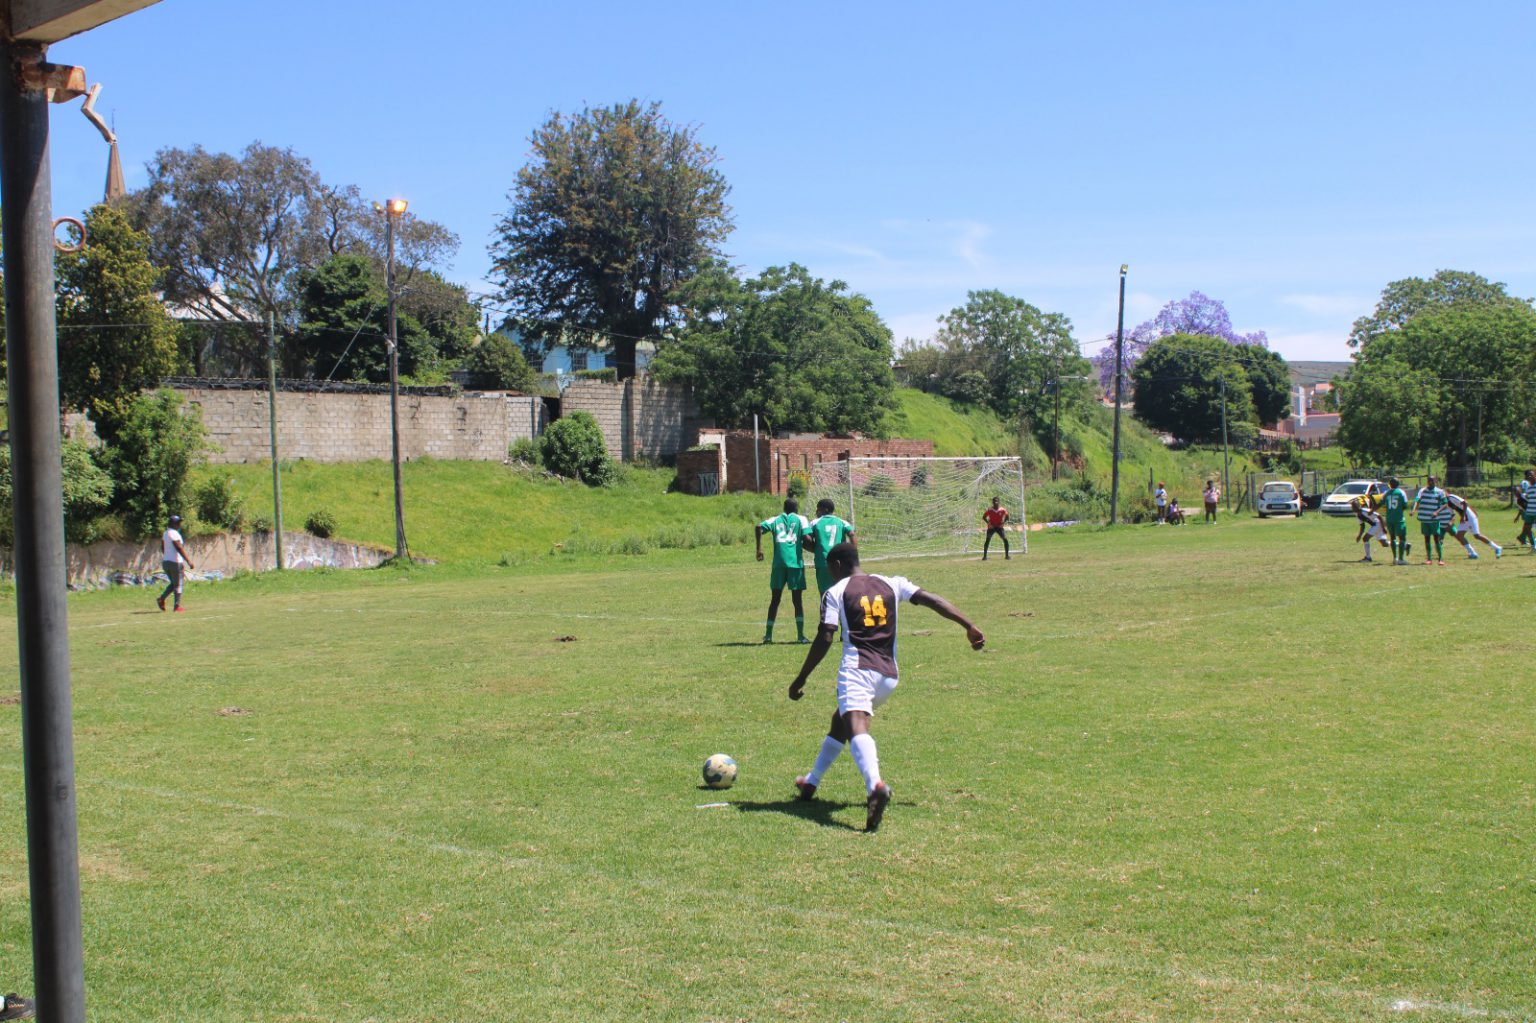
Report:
808,456,1028,560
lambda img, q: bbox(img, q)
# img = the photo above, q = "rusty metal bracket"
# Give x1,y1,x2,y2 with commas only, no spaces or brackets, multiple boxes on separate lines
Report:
10,45,86,102
52,214,84,252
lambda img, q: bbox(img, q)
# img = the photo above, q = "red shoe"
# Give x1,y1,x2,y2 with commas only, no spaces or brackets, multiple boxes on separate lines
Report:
156,595,166,611
174,606,186,613
865,781,892,832
793,776,817,801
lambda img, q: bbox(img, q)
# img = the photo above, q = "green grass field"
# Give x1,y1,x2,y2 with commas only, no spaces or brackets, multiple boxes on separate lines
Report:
3,515,1535,1021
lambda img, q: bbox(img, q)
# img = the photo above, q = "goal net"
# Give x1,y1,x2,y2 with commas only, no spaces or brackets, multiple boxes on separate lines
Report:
808,456,1027,560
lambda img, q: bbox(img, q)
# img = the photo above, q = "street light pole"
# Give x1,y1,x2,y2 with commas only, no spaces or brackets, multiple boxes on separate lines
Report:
1110,264,1127,525
383,198,409,560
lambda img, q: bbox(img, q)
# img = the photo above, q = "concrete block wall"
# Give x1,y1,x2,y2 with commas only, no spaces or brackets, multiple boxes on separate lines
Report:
560,376,698,462
181,387,543,464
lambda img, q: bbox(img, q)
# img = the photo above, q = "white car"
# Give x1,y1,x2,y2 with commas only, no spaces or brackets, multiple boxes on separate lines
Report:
1257,481,1302,517
1320,479,1385,516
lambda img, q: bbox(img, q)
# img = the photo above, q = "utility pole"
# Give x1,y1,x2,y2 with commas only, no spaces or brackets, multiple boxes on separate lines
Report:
382,198,409,560
1052,374,1062,481
267,310,284,569
1110,265,1127,524
1220,373,1231,511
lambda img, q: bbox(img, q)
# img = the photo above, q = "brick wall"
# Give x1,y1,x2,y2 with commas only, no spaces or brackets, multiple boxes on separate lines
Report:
560,376,698,462
715,432,935,494
179,386,548,464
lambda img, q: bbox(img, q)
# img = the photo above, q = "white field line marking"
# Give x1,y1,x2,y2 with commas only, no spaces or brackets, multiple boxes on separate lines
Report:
4,763,1530,1019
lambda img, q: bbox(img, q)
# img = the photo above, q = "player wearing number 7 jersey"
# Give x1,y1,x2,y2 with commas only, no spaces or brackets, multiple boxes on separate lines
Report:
787,542,984,832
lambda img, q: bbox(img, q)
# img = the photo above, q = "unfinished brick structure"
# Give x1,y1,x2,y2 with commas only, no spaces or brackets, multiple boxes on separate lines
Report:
674,431,936,495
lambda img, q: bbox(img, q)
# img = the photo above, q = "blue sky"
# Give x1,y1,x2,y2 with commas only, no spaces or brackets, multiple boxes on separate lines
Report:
41,0,1536,362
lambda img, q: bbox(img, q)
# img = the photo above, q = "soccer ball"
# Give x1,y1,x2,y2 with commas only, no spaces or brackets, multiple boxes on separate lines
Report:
701,753,737,789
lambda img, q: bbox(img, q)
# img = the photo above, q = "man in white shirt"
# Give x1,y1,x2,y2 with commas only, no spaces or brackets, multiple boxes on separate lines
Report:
787,542,984,832
157,514,195,612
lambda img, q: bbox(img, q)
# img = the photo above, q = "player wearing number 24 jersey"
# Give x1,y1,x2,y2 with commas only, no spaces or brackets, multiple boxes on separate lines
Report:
787,542,984,832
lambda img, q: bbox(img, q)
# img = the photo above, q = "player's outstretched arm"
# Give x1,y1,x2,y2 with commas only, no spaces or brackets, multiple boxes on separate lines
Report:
755,524,766,561
788,624,838,700
911,590,984,650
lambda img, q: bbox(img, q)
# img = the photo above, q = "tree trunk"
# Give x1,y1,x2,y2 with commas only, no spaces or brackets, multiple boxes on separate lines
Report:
611,337,638,380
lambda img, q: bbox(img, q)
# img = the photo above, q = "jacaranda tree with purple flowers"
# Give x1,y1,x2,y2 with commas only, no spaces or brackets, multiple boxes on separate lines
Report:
1094,291,1269,391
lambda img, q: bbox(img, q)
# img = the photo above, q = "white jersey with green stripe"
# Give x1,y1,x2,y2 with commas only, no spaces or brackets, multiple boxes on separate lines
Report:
1415,487,1447,522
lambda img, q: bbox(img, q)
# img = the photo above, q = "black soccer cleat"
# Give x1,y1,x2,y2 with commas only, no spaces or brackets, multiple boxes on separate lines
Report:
865,781,892,832
793,776,817,801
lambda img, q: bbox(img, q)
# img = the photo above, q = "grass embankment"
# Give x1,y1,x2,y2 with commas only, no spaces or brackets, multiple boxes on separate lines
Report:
195,461,778,566
3,518,1534,1021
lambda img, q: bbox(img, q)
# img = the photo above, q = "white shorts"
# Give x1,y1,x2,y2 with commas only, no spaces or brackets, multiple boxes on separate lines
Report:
1366,523,1387,541
1455,513,1479,536
837,667,898,716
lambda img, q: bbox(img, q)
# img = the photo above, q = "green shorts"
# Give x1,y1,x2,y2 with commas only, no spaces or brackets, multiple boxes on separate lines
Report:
1385,518,1408,536
815,563,833,593
770,562,806,591
1419,521,1443,538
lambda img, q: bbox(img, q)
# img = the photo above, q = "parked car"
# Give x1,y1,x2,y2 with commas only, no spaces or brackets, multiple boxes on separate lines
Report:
1320,479,1385,516
1257,480,1302,517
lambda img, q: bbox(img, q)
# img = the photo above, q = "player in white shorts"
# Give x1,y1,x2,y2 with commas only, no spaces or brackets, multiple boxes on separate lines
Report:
1445,493,1501,559
1351,499,1390,562
787,542,984,832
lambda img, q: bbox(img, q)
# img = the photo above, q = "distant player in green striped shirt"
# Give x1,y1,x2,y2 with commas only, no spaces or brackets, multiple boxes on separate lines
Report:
1414,475,1448,565
756,498,812,643
806,498,857,594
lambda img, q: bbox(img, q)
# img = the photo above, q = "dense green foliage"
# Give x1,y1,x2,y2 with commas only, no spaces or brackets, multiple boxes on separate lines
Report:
902,290,1090,430
0,439,114,544
490,100,733,379
1132,334,1263,443
1348,269,1527,350
1339,300,1536,469
54,204,184,439
652,263,895,434
290,254,476,383
6,522,1533,1020
539,411,617,485
94,388,209,539
463,334,537,391
193,472,247,531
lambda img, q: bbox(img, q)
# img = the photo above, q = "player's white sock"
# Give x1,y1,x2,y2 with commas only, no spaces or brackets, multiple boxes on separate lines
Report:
849,733,881,794
806,736,844,786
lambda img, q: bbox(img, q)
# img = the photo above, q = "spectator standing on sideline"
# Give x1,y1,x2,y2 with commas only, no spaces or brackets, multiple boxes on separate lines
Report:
157,514,194,613
982,497,1010,560
1203,479,1219,523
1516,470,1535,551
1154,482,1168,524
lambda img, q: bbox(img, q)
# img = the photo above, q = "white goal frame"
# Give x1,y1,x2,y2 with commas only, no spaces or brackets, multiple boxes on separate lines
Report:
808,456,1028,560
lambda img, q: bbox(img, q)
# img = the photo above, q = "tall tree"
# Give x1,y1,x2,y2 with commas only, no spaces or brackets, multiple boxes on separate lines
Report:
1342,301,1536,471
923,290,1088,425
1348,270,1524,350
1094,291,1268,390
1131,333,1258,443
289,254,443,383
54,203,182,440
1335,358,1442,467
127,142,458,371
651,263,894,435
489,100,733,380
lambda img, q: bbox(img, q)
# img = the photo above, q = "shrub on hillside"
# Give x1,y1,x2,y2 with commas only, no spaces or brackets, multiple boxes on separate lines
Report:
305,509,338,538
786,471,809,499
508,438,540,465
194,472,246,531
861,474,896,498
539,412,618,485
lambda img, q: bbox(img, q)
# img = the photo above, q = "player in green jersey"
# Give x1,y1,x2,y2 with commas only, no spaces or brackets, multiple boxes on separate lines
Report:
805,498,857,593
1381,477,1412,565
756,498,812,643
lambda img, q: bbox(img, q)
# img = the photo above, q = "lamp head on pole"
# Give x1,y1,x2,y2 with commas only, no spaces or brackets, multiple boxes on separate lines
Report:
1119,264,1128,277
385,198,408,217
